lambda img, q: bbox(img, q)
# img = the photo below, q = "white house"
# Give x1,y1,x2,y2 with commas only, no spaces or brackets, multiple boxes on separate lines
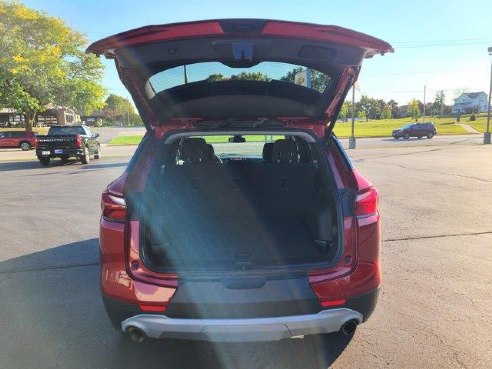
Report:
452,91,489,114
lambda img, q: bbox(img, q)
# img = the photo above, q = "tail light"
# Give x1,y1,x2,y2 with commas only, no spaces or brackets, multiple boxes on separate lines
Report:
101,191,126,221
75,135,82,148
309,170,381,306
355,187,379,217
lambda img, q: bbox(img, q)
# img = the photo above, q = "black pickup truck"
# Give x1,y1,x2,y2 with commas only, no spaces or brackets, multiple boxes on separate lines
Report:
36,125,101,166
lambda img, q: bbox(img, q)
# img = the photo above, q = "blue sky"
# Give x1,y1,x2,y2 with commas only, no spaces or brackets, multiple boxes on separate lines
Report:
24,0,492,106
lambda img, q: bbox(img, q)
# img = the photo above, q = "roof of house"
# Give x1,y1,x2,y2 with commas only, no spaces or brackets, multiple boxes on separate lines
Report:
461,92,486,99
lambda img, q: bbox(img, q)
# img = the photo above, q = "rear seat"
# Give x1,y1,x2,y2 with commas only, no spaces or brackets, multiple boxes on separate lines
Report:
255,139,316,216
159,138,255,217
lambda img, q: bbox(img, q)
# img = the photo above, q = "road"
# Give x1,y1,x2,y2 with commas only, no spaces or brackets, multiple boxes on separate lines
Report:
0,133,483,163
0,139,491,368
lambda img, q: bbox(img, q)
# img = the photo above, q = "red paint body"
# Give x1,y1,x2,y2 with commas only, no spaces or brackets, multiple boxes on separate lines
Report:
94,18,387,322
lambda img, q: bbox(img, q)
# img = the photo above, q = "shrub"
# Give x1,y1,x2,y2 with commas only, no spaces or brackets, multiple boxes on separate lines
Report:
469,114,476,121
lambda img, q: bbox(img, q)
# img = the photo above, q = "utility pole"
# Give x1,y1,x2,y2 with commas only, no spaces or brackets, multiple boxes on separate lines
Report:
440,90,444,118
484,47,492,144
423,85,426,122
349,86,356,149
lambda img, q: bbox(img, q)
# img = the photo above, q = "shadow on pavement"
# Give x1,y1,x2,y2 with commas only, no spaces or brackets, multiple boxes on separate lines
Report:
0,239,352,369
81,162,127,170
0,159,128,172
0,160,41,171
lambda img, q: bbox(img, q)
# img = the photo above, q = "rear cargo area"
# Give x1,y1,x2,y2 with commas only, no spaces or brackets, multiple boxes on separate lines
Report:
140,135,339,272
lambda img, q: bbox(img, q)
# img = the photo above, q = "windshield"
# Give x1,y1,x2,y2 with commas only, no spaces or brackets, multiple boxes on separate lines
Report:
148,62,332,94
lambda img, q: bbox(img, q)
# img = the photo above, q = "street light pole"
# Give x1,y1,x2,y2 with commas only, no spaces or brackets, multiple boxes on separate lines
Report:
484,46,492,144
423,85,426,122
349,86,356,149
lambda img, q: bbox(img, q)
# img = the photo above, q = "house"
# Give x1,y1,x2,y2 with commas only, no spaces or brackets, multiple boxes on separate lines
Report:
81,110,108,126
452,92,489,114
0,107,79,127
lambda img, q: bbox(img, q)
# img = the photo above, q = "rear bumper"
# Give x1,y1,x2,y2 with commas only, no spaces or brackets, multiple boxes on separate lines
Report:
121,308,362,342
36,148,84,158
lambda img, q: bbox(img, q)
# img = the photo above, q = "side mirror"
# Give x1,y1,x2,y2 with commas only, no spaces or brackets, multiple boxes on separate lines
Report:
94,133,100,138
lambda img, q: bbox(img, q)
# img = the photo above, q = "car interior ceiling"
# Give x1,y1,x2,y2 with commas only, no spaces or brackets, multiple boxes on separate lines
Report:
141,135,337,271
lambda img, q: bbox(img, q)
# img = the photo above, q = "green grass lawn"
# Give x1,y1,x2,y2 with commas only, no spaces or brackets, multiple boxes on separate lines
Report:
108,134,284,145
333,117,467,138
108,135,144,145
464,116,491,133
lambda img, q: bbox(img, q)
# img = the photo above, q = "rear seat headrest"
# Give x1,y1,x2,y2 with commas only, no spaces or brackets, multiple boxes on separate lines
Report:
179,138,210,164
262,142,274,162
272,139,299,164
205,144,216,161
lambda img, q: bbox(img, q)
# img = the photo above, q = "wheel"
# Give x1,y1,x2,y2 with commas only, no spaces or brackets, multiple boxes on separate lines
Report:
403,133,410,139
417,136,422,139
39,157,50,167
427,132,434,139
80,148,90,164
393,136,400,140
20,141,31,151
94,146,101,159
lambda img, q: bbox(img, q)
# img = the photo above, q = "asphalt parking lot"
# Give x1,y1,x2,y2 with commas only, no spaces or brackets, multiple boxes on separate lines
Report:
0,138,491,369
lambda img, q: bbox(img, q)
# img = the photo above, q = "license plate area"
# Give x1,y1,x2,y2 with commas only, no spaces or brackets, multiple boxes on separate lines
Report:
54,149,63,154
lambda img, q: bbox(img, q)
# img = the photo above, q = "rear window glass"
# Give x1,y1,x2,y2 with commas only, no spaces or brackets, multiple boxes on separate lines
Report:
167,134,317,166
49,126,85,135
148,62,332,95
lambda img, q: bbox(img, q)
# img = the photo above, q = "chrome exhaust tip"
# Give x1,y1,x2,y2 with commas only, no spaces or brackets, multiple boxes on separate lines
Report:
341,320,358,336
127,326,146,343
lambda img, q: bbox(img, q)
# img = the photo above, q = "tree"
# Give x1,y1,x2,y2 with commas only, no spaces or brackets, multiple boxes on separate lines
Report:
339,101,351,122
206,74,225,82
103,94,141,126
229,71,271,81
433,90,445,116
280,67,329,93
356,95,382,121
408,99,421,121
387,99,400,118
206,71,271,82
0,2,105,131
381,104,392,119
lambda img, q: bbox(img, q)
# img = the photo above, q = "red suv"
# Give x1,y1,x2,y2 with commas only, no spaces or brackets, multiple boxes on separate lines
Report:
0,130,37,150
89,19,392,343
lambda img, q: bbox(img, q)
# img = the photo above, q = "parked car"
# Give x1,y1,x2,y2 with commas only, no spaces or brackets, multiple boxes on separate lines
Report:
89,19,392,343
0,130,37,150
392,122,436,139
35,125,101,166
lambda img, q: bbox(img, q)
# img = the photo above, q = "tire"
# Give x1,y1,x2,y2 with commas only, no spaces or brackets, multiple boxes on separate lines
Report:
394,136,400,140
39,157,50,167
94,146,101,159
20,141,31,151
403,133,410,139
80,148,90,164
427,132,434,139
417,136,422,139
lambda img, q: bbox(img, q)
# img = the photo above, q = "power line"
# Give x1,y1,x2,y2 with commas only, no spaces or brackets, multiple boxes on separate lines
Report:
363,67,489,77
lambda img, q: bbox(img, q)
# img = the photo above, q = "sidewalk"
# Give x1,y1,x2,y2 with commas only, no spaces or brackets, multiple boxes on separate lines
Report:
457,123,480,134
